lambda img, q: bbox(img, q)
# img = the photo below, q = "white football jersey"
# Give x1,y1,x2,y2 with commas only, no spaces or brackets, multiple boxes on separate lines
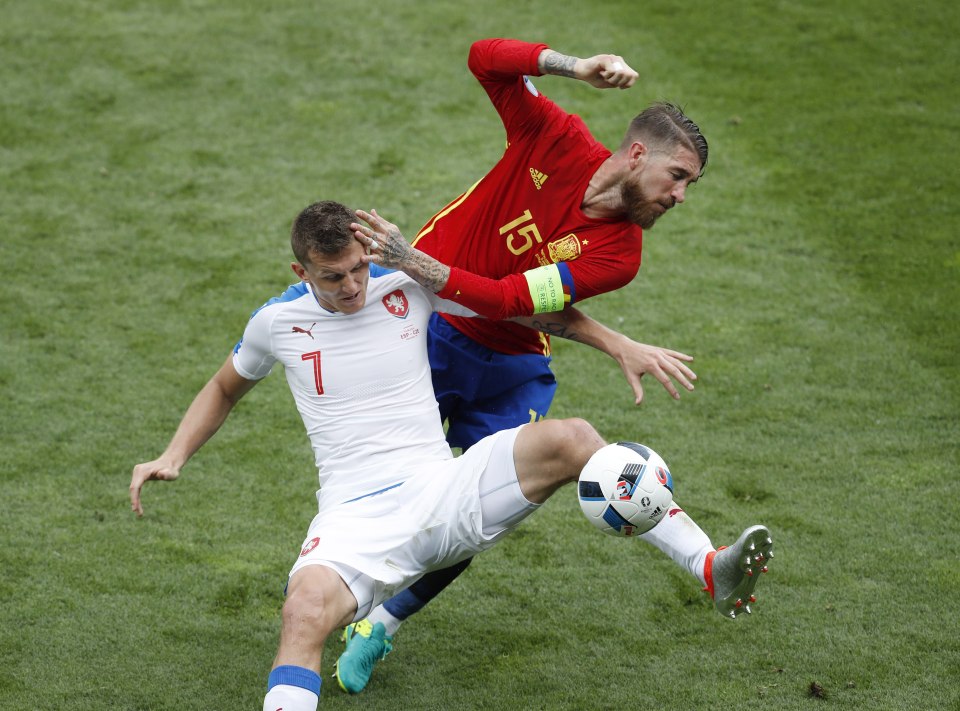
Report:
232,268,475,509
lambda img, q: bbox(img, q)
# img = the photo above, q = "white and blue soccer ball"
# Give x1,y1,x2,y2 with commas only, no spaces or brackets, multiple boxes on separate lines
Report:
577,442,674,537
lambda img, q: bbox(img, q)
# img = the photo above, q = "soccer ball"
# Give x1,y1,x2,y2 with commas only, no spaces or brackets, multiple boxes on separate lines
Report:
577,442,674,537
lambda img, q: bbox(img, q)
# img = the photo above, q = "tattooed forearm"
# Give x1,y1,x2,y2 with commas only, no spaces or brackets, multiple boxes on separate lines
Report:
540,50,577,78
372,225,451,292
399,250,450,293
525,317,580,341
516,308,637,362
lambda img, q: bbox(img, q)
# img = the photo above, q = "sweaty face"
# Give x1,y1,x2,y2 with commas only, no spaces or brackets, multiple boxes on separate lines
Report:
621,145,701,229
295,240,370,314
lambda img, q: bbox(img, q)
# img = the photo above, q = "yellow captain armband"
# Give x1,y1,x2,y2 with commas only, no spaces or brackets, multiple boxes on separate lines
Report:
524,264,568,314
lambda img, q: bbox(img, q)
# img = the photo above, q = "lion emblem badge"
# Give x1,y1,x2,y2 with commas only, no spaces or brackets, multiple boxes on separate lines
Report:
382,289,409,319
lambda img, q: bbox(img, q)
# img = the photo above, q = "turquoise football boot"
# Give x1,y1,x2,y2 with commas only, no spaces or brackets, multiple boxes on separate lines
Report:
335,619,393,693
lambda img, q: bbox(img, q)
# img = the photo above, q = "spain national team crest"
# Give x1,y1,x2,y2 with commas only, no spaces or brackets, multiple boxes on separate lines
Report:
548,233,582,263
382,289,409,319
537,233,583,266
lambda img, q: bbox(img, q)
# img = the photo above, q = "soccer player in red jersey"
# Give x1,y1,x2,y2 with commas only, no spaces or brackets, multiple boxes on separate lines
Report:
336,38,714,693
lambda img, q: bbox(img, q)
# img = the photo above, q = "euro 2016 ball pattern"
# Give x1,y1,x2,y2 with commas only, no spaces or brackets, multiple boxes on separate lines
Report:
577,442,674,537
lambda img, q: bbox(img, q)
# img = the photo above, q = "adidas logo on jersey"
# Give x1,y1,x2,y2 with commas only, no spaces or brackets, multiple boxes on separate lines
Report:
529,168,549,190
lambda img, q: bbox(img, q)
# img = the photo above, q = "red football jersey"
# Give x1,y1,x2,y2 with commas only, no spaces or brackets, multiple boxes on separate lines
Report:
413,38,643,355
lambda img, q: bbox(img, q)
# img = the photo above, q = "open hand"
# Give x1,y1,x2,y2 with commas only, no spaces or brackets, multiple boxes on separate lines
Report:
351,209,412,268
616,342,696,404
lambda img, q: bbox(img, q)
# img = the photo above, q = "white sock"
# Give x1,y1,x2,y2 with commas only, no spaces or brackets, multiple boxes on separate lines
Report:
639,502,714,586
263,666,320,711
367,605,404,636
263,685,318,711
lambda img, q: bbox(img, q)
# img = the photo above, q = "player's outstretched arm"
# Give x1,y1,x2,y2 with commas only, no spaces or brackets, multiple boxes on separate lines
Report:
129,355,257,516
513,308,696,404
538,48,638,90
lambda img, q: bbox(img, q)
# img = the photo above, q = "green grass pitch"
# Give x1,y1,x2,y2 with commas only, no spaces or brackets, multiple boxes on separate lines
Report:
1,0,958,708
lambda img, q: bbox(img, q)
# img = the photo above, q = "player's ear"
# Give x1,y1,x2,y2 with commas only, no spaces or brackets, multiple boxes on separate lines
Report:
629,140,648,168
291,261,308,281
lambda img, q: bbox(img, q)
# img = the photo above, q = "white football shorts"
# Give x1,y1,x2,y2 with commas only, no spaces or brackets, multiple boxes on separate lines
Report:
288,424,537,620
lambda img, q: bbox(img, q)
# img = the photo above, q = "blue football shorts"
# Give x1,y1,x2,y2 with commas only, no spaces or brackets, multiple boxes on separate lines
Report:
427,313,558,450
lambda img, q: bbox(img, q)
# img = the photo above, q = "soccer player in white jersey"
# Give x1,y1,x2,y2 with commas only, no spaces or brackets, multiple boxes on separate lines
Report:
129,201,773,710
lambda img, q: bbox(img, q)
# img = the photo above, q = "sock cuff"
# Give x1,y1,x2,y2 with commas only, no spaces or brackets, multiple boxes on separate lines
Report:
267,665,322,695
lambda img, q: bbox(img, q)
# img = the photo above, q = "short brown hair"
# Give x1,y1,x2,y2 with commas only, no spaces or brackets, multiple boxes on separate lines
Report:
621,103,708,173
290,201,355,265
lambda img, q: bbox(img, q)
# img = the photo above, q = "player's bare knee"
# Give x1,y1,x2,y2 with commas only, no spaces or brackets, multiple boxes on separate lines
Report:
516,418,606,494
544,418,604,483
560,418,605,470
281,578,336,643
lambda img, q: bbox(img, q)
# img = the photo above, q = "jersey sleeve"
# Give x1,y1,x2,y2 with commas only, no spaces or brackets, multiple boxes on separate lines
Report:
437,244,642,320
232,306,277,381
436,263,569,319
468,38,553,142
560,238,642,302
426,292,478,318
